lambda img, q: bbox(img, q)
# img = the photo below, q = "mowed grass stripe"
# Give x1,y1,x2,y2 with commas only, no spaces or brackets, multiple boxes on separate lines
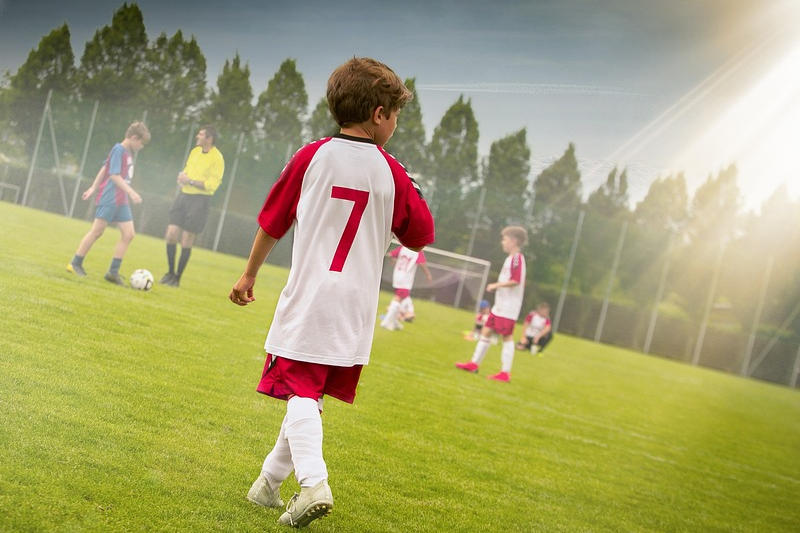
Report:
1,201,798,532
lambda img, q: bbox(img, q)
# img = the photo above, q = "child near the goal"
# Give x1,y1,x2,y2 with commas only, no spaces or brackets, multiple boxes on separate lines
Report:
229,57,434,528
516,302,553,355
380,245,432,330
456,226,527,382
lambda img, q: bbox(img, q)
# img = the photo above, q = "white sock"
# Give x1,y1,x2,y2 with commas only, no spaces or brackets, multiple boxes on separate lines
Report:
400,297,414,316
261,414,293,490
501,340,515,373
382,299,401,327
471,337,490,365
285,396,327,488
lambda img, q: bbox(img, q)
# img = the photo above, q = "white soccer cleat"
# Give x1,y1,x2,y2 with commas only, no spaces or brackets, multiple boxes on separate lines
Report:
247,474,284,508
278,479,333,528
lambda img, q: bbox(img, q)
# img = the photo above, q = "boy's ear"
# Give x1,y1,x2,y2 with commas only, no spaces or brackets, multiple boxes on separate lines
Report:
372,106,387,124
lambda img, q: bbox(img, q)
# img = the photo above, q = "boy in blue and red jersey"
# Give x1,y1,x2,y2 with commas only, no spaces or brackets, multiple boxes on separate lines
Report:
67,121,150,285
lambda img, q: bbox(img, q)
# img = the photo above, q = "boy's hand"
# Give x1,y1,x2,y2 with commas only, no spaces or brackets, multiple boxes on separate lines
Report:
81,186,96,200
486,282,498,292
129,190,143,204
230,273,256,306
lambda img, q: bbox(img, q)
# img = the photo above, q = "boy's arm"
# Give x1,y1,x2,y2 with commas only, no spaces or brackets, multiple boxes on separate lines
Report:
81,166,107,200
229,227,279,306
420,262,433,282
109,173,142,204
486,280,519,292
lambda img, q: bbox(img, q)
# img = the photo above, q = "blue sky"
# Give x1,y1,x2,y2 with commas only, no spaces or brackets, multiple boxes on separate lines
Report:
1,0,798,209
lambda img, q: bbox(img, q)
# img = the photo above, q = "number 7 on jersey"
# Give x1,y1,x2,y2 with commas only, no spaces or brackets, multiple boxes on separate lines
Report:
329,186,370,272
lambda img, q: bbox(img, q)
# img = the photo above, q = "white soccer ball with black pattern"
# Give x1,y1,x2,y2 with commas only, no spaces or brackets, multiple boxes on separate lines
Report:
130,269,154,291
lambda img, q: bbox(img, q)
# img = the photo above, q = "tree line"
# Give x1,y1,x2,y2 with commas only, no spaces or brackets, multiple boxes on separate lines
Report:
1,3,798,348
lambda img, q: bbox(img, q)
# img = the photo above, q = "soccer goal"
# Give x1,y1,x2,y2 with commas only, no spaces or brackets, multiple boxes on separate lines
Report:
381,241,491,312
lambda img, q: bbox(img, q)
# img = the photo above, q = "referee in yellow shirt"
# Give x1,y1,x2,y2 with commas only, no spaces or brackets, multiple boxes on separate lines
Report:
160,125,225,287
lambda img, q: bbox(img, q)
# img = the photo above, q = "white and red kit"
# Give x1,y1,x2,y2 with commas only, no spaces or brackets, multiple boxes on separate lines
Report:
390,246,426,290
523,311,551,338
257,134,435,367
491,253,526,321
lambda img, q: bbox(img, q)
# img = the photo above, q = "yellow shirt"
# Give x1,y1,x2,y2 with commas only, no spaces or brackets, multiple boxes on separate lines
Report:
181,146,225,196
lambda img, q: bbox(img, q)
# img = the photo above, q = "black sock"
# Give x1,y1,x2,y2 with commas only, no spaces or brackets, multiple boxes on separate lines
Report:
177,247,192,278
166,243,176,274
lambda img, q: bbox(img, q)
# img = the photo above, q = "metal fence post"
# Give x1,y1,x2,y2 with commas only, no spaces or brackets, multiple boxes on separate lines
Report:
643,232,675,354
46,101,69,214
455,186,487,309
213,132,245,252
69,100,99,218
741,256,773,375
554,209,585,333
791,344,800,388
21,89,52,206
692,242,726,366
594,220,628,342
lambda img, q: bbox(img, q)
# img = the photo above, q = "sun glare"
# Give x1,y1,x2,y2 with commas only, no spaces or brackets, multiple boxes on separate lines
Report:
674,28,800,211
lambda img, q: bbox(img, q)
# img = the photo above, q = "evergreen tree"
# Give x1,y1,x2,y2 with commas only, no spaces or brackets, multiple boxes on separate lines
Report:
145,30,207,126
306,97,338,140
427,95,479,251
633,173,688,231
384,78,426,174
586,167,629,219
255,58,307,156
526,143,582,287
531,143,582,223
77,3,148,104
204,53,254,137
473,128,530,261
3,23,75,152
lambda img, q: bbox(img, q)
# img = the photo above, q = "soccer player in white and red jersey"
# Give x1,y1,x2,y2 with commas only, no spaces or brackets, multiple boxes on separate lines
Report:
229,57,434,528
456,226,527,382
517,302,553,355
380,245,432,330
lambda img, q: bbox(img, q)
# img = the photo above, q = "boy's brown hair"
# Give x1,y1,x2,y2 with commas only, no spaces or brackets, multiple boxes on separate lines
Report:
199,124,218,144
125,121,151,143
502,225,528,248
327,57,412,127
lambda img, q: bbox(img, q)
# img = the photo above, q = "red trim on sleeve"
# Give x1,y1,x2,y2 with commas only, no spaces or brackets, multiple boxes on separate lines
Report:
257,138,332,239
509,254,523,283
524,312,534,324
377,147,435,248
390,246,401,258
416,251,426,264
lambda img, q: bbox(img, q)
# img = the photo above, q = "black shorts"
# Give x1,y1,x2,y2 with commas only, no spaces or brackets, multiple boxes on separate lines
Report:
169,192,211,234
520,331,553,350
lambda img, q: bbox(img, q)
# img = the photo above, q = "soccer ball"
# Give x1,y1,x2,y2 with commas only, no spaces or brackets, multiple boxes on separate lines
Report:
130,269,154,291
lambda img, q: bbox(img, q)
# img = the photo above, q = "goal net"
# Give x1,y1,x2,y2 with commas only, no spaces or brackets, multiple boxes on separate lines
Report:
381,241,491,312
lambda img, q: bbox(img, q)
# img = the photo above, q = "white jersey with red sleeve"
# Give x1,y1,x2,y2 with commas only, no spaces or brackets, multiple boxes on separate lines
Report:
523,311,551,337
257,134,435,366
491,253,526,320
390,246,426,290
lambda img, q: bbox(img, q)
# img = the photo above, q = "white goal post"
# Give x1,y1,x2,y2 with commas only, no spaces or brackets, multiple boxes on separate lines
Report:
381,241,491,312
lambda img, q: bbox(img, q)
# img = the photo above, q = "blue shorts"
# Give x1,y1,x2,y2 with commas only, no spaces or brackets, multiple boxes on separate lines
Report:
95,203,133,223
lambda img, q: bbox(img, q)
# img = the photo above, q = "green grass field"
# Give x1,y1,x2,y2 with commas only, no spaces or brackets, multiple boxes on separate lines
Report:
1,201,799,532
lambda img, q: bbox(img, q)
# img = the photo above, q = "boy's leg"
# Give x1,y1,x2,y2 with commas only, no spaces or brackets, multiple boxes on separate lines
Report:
500,335,515,373
69,218,108,275
104,221,134,284
400,296,414,320
248,414,291,508
456,325,492,372
279,395,333,527
381,296,402,330
285,396,327,488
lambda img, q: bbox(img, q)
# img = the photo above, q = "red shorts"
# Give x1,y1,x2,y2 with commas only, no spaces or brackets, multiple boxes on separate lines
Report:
485,313,516,336
257,353,363,404
394,288,411,299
